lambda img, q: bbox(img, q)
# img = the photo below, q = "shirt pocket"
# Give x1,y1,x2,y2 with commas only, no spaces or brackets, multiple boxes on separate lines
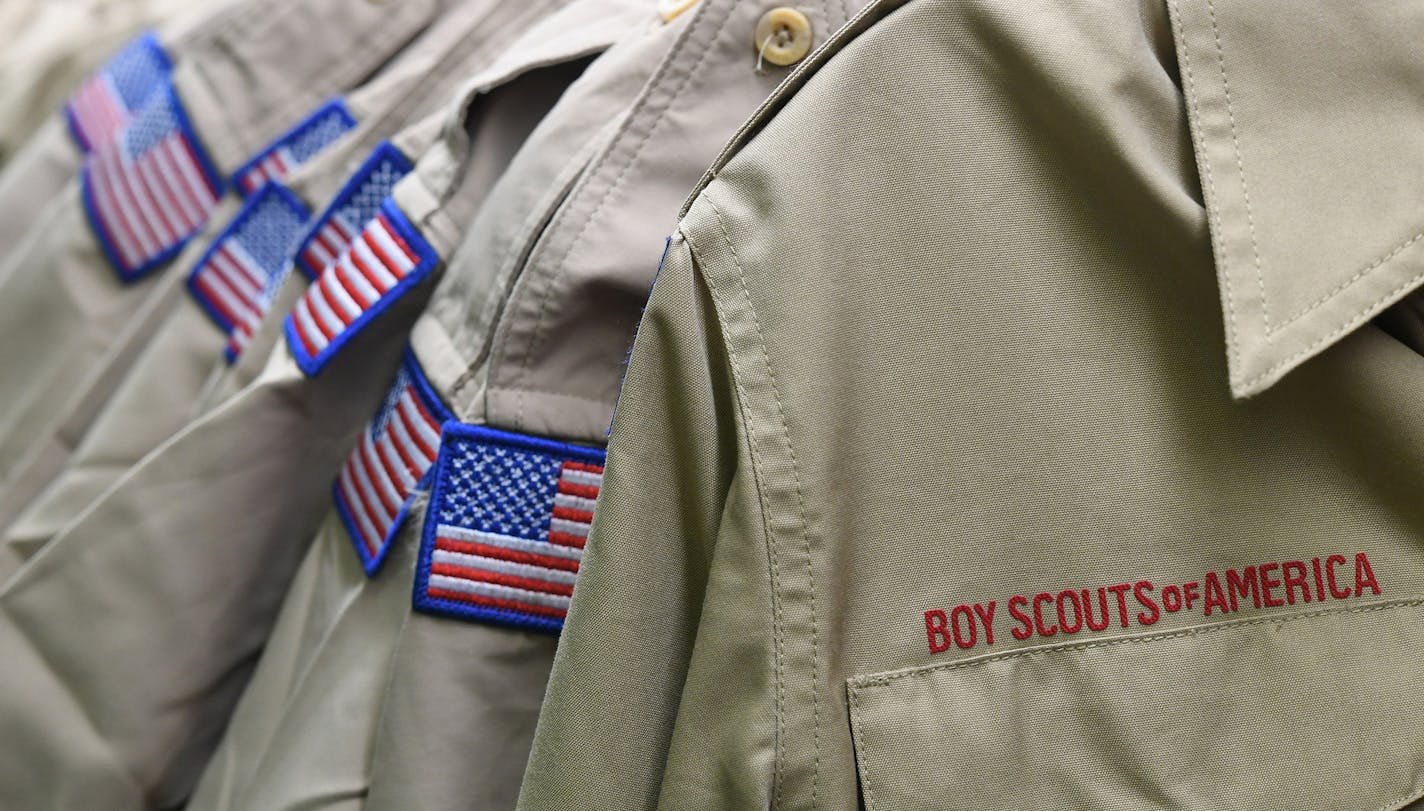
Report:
847,600,1424,811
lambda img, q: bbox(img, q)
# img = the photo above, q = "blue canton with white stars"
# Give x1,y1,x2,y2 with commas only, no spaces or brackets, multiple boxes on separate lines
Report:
334,153,407,230
104,33,170,109
435,438,563,541
283,103,356,164
230,189,307,275
121,88,186,157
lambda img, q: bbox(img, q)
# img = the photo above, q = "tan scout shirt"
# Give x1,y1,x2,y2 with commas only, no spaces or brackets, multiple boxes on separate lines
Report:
360,2,865,808
0,0,555,564
0,0,446,493
520,1,1424,809
0,5,636,807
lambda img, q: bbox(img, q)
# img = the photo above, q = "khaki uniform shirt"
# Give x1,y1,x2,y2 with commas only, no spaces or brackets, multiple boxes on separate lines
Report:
0,3,635,807
519,1,1424,809
0,0,446,492
0,0,552,560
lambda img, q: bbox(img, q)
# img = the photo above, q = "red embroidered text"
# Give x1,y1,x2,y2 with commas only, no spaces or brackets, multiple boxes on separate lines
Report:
924,552,1382,654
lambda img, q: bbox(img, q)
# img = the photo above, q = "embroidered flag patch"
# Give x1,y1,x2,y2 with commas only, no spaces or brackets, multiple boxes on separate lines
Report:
225,143,411,363
81,83,222,281
65,31,172,152
283,197,435,376
187,183,309,334
335,350,451,574
233,99,357,196
413,423,607,634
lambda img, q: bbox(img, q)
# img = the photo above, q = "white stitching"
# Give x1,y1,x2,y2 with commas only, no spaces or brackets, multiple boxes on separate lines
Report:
1239,265,1424,392
681,222,791,809
1170,0,1240,368
1205,0,1271,333
706,195,824,809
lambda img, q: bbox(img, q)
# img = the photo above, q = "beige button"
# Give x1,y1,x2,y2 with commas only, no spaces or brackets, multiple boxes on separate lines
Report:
658,0,699,22
755,8,813,67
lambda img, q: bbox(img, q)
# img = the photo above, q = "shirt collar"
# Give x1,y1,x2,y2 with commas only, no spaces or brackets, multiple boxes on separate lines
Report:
1170,0,1424,398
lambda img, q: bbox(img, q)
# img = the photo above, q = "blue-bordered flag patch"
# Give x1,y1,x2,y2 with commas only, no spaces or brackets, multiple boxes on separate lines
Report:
335,349,451,574
283,197,435,376
413,423,607,634
65,31,172,152
81,83,222,281
187,183,309,334
233,99,357,196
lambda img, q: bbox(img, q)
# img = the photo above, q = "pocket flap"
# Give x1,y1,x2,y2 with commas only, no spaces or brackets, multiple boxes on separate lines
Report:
849,601,1424,810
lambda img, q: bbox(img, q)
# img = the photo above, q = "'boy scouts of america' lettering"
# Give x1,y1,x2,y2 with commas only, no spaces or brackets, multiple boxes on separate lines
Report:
924,552,1382,654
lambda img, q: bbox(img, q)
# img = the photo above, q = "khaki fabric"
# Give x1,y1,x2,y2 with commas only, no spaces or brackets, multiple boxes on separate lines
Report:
420,0,860,436
0,194,231,559
0,320,425,811
183,508,422,811
1167,1,1424,396
519,1,1424,810
0,0,442,489
193,0,640,410
0,6,633,806
0,119,85,257
0,0,551,560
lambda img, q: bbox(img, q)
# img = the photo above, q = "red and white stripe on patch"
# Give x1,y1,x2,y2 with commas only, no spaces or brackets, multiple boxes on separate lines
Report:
333,352,450,573
224,286,282,361
413,423,607,633
284,198,437,376
292,140,412,281
82,84,221,280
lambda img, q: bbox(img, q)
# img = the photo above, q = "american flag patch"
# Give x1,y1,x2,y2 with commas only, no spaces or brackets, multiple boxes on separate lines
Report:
334,350,451,574
413,422,607,634
283,197,436,376
81,83,222,281
225,143,411,363
187,183,309,334
65,31,171,153
233,99,357,197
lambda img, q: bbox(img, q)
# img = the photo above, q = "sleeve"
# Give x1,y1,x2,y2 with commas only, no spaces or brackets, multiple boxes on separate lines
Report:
516,232,741,811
